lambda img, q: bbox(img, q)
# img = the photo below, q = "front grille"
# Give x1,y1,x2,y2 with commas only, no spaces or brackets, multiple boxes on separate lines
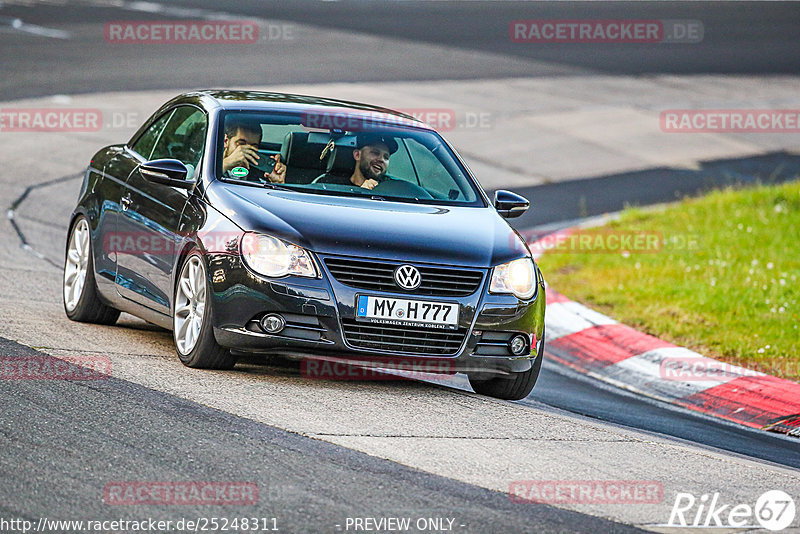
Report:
324,257,484,297
341,318,467,355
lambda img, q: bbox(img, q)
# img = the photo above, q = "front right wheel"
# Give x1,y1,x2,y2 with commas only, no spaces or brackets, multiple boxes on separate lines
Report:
173,250,236,370
468,330,544,400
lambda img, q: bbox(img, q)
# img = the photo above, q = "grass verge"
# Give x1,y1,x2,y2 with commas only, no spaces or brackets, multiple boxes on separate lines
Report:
538,180,800,381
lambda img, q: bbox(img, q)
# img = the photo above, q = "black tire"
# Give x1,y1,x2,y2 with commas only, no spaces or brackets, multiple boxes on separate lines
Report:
173,250,236,370
468,330,544,400
63,216,120,325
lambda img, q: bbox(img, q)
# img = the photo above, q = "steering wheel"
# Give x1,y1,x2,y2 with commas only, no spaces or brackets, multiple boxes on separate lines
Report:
311,174,434,199
371,179,434,199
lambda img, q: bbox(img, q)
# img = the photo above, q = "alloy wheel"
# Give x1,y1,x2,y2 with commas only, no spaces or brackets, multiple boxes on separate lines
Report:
174,255,207,355
63,218,90,312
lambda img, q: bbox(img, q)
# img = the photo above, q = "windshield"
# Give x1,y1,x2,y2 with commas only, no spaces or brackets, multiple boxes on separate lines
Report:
216,111,484,206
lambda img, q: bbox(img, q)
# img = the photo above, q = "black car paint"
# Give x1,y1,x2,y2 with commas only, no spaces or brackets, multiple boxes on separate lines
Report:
71,91,545,375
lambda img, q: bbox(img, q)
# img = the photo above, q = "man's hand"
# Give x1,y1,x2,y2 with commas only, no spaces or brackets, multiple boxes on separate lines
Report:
222,144,260,172
264,154,286,184
360,179,379,190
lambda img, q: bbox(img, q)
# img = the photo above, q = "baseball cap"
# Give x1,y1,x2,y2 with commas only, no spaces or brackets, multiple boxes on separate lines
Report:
356,133,398,154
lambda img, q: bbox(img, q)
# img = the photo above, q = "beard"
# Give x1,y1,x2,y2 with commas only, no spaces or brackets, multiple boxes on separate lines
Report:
359,157,386,181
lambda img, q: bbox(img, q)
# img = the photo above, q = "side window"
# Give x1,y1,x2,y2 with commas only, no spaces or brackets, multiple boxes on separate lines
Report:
130,111,172,160
405,139,461,198
150,106,208,174
385,140,416,182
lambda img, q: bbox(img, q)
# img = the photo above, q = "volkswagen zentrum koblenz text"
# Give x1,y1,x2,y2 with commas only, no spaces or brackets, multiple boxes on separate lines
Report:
63,91,546,400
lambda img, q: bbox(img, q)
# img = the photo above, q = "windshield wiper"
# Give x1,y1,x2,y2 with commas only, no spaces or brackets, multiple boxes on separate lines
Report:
260,182,293,191
221,177,292,191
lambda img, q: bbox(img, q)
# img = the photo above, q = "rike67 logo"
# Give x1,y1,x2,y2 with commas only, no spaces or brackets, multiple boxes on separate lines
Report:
666,490,796,531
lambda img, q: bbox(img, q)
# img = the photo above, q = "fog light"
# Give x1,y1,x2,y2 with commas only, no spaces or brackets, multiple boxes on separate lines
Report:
509,334,528,355
260,313,286,334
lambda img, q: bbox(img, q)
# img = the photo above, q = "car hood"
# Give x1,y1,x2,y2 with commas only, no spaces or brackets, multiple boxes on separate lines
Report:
205,183,529,267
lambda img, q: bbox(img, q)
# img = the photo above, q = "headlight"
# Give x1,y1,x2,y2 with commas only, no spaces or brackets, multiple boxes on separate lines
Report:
489,257,536,299
241,233,317,278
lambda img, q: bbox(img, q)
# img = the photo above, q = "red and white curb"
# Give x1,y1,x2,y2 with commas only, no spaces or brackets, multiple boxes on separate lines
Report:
522,227,800,436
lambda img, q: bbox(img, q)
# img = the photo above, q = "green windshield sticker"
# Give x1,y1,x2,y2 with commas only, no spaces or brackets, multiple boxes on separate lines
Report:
230,167,248,178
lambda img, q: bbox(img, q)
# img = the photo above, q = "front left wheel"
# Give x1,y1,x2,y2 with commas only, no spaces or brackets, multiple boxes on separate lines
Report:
63,216,120,325
468,329,544,401
173,250,236,370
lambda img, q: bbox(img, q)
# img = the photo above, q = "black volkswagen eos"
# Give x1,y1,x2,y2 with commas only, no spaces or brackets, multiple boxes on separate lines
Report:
63,91,546,400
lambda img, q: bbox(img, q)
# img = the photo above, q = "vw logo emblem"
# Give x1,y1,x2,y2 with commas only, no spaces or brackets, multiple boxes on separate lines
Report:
394,265,421,290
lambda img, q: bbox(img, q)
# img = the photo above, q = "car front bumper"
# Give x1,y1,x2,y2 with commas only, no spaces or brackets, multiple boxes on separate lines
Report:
206,251,546,377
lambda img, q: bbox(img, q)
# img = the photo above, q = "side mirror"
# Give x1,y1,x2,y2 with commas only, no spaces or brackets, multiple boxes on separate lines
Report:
139,159,194,189
494,190,530,218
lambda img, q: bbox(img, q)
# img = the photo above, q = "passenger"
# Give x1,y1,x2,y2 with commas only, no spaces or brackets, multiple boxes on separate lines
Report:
221,119,286,183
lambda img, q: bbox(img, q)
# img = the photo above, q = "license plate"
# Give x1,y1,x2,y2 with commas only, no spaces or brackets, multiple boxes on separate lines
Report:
355,295,459,330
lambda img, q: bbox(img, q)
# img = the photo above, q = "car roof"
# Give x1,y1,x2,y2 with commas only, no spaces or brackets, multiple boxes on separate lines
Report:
180,90,433,131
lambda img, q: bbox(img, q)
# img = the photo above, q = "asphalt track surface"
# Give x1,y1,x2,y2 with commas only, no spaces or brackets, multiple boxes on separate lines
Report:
1,1,799,531
0,338,642,533
2,1,800,101
169,0,800,74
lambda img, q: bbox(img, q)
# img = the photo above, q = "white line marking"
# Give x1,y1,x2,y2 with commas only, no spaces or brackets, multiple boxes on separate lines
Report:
125,1,163,13
0,17,70,39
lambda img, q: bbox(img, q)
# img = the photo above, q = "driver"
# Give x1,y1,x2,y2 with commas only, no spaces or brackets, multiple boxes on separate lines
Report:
221,118,286,183
324,133,398,189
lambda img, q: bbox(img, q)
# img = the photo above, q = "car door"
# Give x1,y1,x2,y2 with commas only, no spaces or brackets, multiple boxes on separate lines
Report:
100,112,170,287
115,105,207,315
